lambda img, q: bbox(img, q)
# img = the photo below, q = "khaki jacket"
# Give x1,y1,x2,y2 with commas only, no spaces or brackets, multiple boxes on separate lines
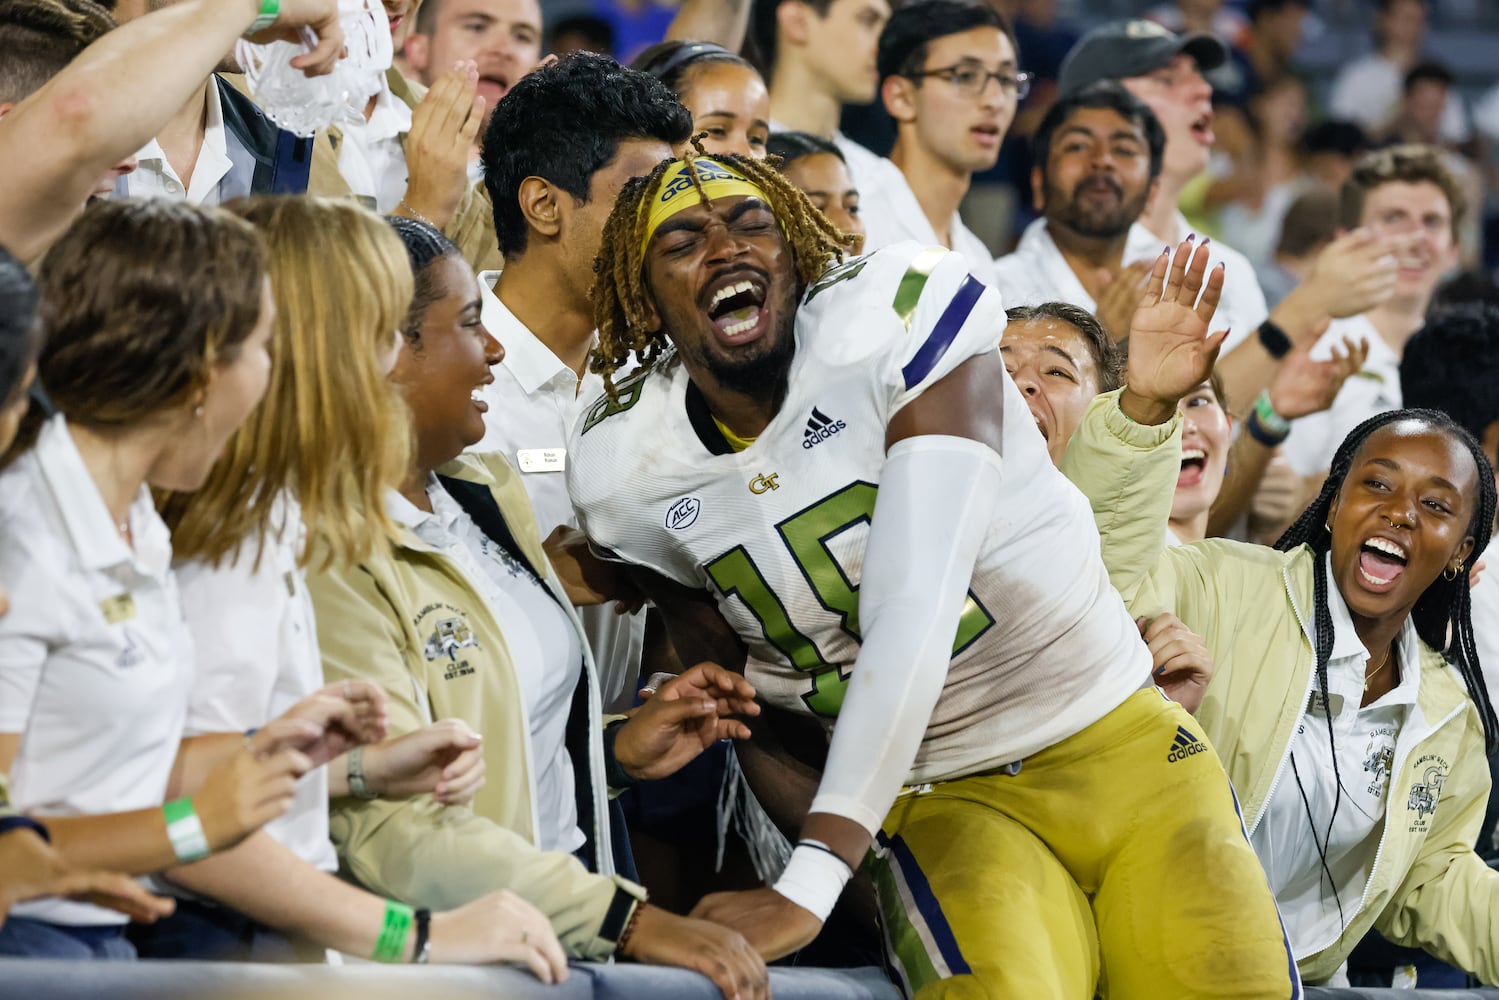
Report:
1061,390,1499,985
306,452,641,960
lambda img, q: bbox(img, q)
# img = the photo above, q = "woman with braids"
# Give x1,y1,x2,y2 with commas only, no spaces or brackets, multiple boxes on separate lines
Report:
1064,288,1499,985
766,131,865,248
633,40,770,160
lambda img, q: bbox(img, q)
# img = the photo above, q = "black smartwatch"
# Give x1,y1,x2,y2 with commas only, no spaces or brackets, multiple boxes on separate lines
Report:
1257,319,1292,359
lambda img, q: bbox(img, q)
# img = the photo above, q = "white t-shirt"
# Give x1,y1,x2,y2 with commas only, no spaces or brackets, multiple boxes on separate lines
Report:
0,415,193,926
125,80,233,206
1328,53,1470,146
1282,315,1403,477
856,157,1000,288
173,493,337,874
768,118,884,205
470,276,646,713
1251,556,1424,960
387,480,584,853
337,78,413,213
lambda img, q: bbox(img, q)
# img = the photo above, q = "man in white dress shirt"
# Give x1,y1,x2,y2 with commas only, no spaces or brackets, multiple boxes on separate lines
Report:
469,54,690,709
992,82,1164,339
856,0,1019,286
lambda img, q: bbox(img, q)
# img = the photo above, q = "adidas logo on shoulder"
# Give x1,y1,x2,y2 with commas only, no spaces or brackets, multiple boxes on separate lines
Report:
802,406,847,450
1166,726,1207,763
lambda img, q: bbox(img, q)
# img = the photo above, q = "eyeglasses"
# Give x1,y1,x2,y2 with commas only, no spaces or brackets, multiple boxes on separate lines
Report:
911,64,1033,101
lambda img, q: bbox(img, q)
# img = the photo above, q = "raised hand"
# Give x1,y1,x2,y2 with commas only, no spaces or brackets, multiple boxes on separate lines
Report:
1120,237,1229,425
1299,228,1399,321
612,663,760,781
401,61,487,231
245,0,345,77
1267,334,1369,421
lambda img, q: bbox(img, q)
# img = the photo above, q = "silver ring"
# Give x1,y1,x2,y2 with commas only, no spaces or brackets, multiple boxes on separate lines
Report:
342,680,352,700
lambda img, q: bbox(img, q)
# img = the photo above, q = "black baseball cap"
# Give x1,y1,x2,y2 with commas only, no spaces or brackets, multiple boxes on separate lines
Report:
1058,20,1227,98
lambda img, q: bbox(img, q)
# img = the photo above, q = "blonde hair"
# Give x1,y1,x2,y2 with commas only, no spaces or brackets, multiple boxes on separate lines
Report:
160,197,414,571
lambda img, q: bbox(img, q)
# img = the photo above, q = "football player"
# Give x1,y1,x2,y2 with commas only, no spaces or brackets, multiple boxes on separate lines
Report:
567,152,1299,998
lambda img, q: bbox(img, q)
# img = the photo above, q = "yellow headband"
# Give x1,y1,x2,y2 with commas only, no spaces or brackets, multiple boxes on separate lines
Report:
640,158,771,256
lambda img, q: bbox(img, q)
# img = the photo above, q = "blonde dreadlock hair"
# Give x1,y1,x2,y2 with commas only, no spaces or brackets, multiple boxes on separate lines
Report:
591,149,860,398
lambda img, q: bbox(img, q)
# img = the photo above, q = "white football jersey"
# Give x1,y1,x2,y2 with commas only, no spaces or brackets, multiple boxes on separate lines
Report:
569,242,1151,783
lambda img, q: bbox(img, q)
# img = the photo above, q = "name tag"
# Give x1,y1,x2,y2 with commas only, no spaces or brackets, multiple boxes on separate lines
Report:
99,592,137,625
517,448,566,474
1308,690,1345,718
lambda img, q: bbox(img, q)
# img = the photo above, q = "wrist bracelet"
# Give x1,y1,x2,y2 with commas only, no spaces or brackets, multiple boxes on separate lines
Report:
616,901,645,956
797,838,853,874
0,814,50,843
245,0,280,34
1253,389,1292,436
162,797,211,863
373,900,415,963
1257,319,1292,359
347,746,379,800
1244,409,1289,448
411,908,432,964
398,200,437,229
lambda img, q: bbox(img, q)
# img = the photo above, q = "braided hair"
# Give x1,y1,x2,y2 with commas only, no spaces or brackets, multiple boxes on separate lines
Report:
1274,407,1498,926
590,149,859,399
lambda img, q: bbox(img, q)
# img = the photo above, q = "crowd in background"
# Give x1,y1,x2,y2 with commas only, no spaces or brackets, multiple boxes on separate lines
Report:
0,0,1498,996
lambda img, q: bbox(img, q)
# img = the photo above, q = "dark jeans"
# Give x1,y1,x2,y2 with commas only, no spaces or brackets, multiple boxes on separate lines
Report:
0,917,135,959
126,898,304,962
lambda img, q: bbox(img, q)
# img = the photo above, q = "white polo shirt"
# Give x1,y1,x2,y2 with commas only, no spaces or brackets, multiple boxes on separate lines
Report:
173,494,337,875
1282,315,1402,477
856,156,1000,287
992,216,1160,313
337,78,413,214
126,79,234,206
470,275,646,713
0,415,193,926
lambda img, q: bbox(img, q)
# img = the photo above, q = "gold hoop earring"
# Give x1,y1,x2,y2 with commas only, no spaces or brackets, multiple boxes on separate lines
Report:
1445,563,1463,581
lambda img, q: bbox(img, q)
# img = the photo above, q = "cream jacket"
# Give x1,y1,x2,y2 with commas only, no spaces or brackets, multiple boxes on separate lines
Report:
1062,390,1499,985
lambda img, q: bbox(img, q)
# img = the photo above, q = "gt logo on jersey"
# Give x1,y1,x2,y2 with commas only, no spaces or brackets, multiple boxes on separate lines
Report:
748,473,780,494
802,407,846,450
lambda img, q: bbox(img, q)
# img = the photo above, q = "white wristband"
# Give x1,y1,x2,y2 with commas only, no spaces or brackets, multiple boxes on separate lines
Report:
771,843,852,922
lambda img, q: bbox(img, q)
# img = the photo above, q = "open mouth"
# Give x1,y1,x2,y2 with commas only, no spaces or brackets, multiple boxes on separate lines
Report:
1189,112,1215,146
477,73,511,102
1077,175,1122,201
705,276,769,343
1177,447,1207,488
470,381,490,413
1358,536,1408,590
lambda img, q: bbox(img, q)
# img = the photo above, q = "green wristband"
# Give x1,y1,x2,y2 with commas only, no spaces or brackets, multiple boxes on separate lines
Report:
162,797,210,863
245,0,280,35
1253,390,1292,437
373,900,415,963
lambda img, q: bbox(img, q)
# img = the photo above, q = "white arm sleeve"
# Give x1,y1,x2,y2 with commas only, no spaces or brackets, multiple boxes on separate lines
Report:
808,433,1002,837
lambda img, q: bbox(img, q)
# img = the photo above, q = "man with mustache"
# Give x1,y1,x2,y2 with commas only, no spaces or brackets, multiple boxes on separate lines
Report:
856,0,1021,287
992,81,1164,340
